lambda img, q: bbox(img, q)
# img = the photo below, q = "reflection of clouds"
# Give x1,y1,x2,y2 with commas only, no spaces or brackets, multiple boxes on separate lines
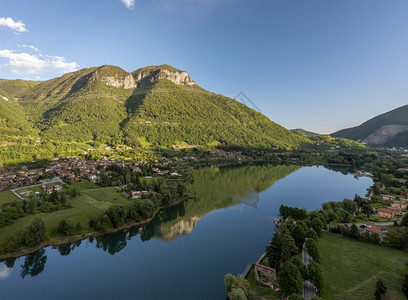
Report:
0,264,11,279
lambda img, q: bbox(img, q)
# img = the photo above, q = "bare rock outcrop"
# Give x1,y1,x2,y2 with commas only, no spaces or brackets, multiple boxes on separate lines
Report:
101,74,136,89
133,65,196,88
362,125,408,145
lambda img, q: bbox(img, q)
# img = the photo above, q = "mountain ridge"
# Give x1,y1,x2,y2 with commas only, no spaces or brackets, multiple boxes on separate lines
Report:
332,105,408,147
0,64,314,165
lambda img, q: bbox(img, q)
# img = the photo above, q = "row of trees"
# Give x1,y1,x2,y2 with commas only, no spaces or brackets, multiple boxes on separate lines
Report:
0,186,81,229
266,208,324,298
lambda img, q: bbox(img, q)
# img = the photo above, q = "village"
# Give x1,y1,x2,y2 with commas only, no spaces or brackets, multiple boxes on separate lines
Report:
0,155,191,198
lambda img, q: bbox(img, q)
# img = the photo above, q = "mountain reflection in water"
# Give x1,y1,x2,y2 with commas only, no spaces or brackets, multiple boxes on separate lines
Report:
1,164,310,279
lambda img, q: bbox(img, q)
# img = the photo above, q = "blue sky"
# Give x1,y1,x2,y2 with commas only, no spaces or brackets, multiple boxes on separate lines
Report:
1,0,407,133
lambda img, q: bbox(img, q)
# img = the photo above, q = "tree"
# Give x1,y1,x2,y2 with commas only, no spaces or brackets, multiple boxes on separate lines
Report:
23,218,47,246
340,224,350,236
106,205,128,228
280,230,299,263
400,214,408,227
362,230,371,242
305,238,320,262
278,261,303,297
311,218,324,237
371,232,381,244
58,219,75,235
342,199,358,214
374,279,389,300
291,257,307,280
361,203,373,217
267,233,282,270
292,224,306,250
227,288,247,300
384,227,407,248
307,261,323,291
349,223,361,240
306,228,319,241
224,273,249,300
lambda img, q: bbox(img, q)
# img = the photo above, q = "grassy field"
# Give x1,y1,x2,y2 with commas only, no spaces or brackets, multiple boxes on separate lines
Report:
0,190,19,205
0,182,134,250
319,233,408,300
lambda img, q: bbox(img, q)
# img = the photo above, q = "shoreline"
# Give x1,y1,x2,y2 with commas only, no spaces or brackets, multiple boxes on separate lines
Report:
0,196,194,260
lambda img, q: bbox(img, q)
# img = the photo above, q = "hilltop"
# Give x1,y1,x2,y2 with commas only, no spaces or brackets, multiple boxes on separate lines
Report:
332,105,408,147
0,64,310,164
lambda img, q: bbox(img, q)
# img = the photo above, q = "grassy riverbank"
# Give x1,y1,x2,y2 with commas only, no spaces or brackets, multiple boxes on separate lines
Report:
0,179,193,259
319,233,408,300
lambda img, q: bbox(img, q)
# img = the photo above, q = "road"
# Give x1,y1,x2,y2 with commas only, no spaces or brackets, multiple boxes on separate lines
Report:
344,222,394,227
10,177,63,200
302,244,317,300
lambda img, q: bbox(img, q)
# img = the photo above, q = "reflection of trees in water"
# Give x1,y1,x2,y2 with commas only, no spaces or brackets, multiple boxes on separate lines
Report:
20,249,47,279
3,257,17,268
95,231,127,255
9,164,301,279
55,240,82,256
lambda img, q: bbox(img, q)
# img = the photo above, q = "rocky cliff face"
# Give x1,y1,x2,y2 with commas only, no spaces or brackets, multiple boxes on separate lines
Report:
132,65,196,88
98,65,197,89
362,125,408,145
101,74,136,89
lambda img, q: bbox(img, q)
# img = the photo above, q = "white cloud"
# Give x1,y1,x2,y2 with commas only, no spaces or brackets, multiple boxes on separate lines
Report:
121,0,135,9
0,17,27,33
0,265,11,279
0,49,79,75
18,44,40,52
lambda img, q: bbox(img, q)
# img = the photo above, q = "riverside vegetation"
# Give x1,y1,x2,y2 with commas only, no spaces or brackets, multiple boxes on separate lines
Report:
224,148,408,300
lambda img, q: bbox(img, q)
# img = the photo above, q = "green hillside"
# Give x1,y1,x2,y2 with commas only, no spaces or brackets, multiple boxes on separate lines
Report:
332,105,408,147
0,64,313,164
0,92,37,139
122,79,308,148
291,128,320,137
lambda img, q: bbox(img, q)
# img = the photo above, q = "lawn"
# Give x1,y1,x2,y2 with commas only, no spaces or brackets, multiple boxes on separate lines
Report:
319,233,408,300
71,180,95,190
0,190,19,205
0,186,134,250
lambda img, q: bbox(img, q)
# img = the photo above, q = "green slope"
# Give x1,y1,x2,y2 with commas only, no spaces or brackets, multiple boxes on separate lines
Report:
332,105,408,147
291,128,320,137
0,92,37,138
0,64,311,164
122,79,309,149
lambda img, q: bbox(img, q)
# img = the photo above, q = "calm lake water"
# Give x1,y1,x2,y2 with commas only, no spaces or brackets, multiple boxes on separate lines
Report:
0,165,372,300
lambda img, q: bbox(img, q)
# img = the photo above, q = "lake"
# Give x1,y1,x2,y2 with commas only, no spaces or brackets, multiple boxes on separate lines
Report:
0,165,372,299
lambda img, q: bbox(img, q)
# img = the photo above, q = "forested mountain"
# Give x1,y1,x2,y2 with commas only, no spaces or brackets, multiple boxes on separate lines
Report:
291,129,320,137
332,105,408,147
0,64,309,163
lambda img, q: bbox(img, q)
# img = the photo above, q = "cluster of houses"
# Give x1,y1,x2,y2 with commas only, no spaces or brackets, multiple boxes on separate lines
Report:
377,194,408,219
42,183,63,194
0,167,41,191
0,156,184,193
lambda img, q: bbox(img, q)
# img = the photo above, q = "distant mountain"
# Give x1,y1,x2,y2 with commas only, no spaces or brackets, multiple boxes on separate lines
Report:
332,105,408,147
0,64,309,153
291,128,320,137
